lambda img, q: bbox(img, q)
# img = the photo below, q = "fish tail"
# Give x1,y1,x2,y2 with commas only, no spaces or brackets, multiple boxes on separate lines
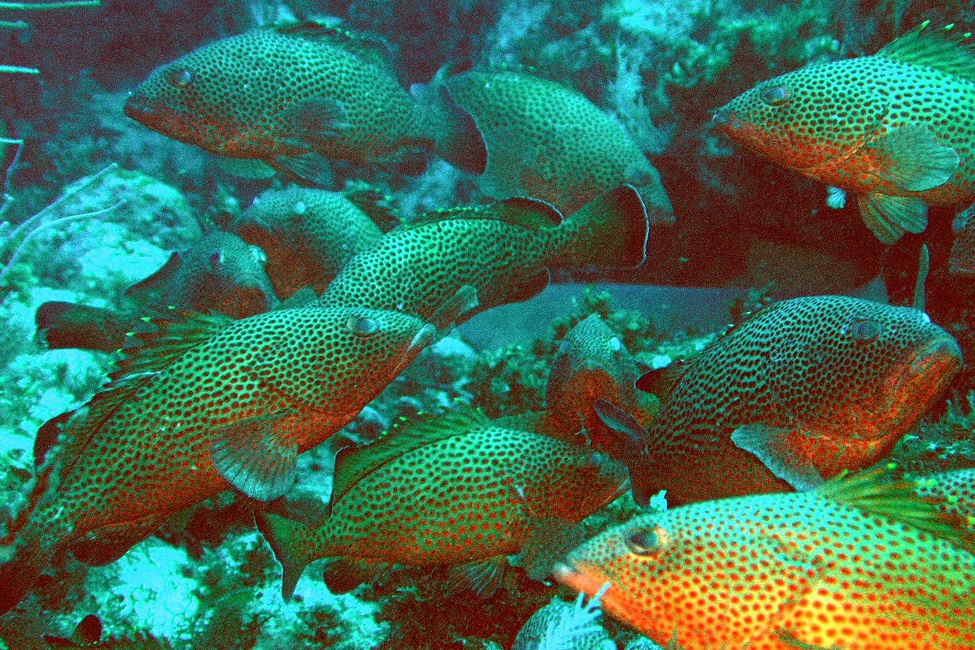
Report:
254,511,321,600
551,184,649,270
414,64,488,176
35,301,128,352
0,520,59,615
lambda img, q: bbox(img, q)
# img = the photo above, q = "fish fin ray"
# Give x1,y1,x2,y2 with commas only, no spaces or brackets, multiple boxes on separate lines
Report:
730,425,824,491
271,152,335,188
866,125,959,192
557,184,649,269
517,517,587,582
877,21,975,84
69,514,166,566
444,556,507,598
320,557,388,594
255,510,318,600
213,156,278,179
856,192,928,244
209,414,298,501
634,359,692,402
430,284,479,330
34,301,129,352
372,148,430,177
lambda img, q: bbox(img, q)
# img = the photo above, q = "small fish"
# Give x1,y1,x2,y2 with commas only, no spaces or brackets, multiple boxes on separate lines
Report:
35,230,278,352
596,296,962,507
255,407,629,599
545,314,655,454
124,21,486,184
557,468,975,650
713,22,975,244
232,187,384,300
321,184,649,325
0,303,438,615
444,68,673,219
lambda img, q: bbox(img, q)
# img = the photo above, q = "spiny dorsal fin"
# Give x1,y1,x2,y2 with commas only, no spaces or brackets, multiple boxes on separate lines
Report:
330,406,488,510
402,197,563,231
634,360,692,401
876,21,975,83
819,465,975,554
274,20,396,73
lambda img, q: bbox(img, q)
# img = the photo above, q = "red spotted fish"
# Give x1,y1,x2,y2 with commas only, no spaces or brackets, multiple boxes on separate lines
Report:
714,22,975,244
915,467,975,524
255,407,629,599
125,21,486,184
321,184,649,324
557,467,975,649
0,303,438,615
443,69,673,220
232,187,384,300
595,296,962,507
34,230,278,352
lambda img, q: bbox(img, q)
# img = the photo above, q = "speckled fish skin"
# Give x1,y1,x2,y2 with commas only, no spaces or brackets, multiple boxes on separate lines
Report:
557,470,975,649
445,69,673,219
35,230,279,352
915,467,975,523
622,296,962,507
233,187,383,299
713,22,975,244
124,22,477,178
320,184,649,324
545,314,653,451
0,304,435,616
255,408,629,597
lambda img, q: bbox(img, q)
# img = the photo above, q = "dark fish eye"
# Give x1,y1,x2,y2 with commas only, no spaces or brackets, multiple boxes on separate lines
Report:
759,84,790,106
167,68,194,88
624,525,669,556
849,319,882,342
347,316,380,337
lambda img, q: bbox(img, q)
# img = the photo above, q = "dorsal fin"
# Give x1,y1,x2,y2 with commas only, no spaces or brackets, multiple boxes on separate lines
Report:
330,406,488,510
876,21,975,83
402,197,563,231
818,465,975,554
274,20,396,72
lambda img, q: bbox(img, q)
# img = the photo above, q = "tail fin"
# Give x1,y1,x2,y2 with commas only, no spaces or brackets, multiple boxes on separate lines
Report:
552,184,649,270
413,65,487,176
35,301,128,352
0,524,58,615
254,511,319,600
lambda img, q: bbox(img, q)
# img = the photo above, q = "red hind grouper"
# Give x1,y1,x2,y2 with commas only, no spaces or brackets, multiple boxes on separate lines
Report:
594,295,962,507
232,187,383,300
713,22,975,244
443,69,673,220
124,21,485,184
0,304,438,615
556,468,975,649
320,184,649,324
35,230,279,352
545,313,656,454
255,407,630,599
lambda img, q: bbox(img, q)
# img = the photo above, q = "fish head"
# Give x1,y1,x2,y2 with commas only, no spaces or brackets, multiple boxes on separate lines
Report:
713,59,888,174
182,231,279,318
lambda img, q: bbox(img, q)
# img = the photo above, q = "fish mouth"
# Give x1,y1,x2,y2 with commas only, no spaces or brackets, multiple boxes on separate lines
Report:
123,93,157,121
886,335,962,413
392,323,436,375
711,107,739,132
554,562,611,599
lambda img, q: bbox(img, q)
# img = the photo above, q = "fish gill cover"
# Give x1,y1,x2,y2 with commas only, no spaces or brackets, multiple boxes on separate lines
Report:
0,1,973,649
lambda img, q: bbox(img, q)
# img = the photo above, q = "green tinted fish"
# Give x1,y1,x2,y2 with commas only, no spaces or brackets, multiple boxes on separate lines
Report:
256,407,629,598
714,22,975,244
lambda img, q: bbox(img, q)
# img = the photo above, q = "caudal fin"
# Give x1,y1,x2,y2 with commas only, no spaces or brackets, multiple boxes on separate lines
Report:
254,511,319,600
35,301,128,352
413,65,488,176
553,184,649,270
0,526,57,615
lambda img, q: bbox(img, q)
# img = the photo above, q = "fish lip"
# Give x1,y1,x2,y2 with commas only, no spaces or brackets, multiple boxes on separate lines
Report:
889,335,962,406
553,562,609,598
392,323,436,375
711,107,738,131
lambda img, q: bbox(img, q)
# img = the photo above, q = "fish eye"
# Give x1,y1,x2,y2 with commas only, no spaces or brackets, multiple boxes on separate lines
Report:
208,251,224,272
848,318,882,342
759,84,790,106
166,68,195,88
347,316,380,337
624,525,670,556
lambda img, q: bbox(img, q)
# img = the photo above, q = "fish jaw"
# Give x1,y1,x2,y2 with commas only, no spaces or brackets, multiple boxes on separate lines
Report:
391,323,436,376
882,332,962,429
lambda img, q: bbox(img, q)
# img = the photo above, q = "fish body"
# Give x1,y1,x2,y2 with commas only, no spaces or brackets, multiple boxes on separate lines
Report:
557,469,975,649
0,305,435,615
320,184,649,324
256,408,629,598
600,296,962,507
35,230,278,351
233,187,383,299
124,22,485,183
545,314,654,453
916,467,975,523
444,69,672,219
714,22,975,244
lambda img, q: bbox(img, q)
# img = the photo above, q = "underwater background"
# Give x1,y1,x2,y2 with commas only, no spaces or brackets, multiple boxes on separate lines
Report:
0,0,974,648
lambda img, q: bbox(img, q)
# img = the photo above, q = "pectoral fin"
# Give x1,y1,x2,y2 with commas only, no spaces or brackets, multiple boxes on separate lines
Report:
210,414,298,501
444,556,508,598
867,124,959,192
856,192,928,244
731,424,823,491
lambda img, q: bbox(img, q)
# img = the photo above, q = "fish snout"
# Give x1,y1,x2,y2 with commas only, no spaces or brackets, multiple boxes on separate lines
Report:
888,334,963,409
711,107,739,132
123,93,154,120
908,335,963,381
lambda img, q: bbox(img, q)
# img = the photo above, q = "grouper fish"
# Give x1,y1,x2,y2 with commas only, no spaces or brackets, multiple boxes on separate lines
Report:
232,187,384,300
256,407,629,599
0,303,439,615
596,295,962,507
124,21,486,184
556,467,975,649
443,69,673,220
713,22,975,244
35,230,278,352
320,184,649,324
